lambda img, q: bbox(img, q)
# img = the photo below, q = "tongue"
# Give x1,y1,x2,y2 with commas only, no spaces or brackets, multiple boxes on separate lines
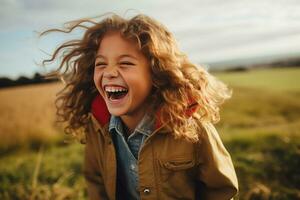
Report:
110,92,127,100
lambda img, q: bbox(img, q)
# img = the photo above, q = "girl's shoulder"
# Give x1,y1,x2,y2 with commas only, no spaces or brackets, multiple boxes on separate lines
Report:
82,113,109,144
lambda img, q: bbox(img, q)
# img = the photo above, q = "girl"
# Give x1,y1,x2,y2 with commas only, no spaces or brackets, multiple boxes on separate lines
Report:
41,13,238,200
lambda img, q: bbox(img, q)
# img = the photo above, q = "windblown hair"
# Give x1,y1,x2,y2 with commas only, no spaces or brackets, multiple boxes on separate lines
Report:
40,13,231,142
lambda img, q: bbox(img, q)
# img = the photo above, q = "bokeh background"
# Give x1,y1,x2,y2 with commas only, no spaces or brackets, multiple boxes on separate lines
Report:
0,0,299,199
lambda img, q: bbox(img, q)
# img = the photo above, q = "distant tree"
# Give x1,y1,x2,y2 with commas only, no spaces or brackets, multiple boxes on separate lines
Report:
32,73,44,83
225,66,248,72
0,77,15,88
16,76,32,85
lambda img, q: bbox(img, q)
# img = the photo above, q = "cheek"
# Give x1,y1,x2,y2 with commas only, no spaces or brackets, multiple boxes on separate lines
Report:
127,71,152,98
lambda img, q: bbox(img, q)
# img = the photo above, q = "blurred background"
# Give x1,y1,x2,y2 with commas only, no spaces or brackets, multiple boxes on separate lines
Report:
0,0,299,199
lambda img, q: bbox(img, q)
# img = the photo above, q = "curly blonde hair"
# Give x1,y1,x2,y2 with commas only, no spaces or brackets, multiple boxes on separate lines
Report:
40,13,231,142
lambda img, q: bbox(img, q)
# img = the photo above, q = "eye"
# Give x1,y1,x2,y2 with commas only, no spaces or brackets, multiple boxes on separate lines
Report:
95,62,107,67
119,61,134,66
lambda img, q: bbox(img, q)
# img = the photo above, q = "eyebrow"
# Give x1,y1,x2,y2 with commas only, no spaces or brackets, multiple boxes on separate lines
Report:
95,54,137,60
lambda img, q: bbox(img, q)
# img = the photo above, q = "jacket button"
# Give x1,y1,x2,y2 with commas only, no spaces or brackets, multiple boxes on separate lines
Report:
143,188,150,194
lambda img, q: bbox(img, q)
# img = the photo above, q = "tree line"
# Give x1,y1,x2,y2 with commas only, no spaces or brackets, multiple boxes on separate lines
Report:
0,73,59,88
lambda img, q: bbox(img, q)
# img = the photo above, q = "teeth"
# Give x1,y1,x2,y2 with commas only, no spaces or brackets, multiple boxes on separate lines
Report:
104,86,128,92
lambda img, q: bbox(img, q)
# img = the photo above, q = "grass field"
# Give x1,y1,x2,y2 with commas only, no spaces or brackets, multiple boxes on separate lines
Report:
215,67,300,199
216,67,300,92
0,67,299,200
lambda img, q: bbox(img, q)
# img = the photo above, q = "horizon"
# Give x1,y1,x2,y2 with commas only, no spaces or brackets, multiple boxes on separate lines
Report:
1,0,300,79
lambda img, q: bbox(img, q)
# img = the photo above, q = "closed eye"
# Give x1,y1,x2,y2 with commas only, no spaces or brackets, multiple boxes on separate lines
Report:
95,62,107,67
120,62,134,66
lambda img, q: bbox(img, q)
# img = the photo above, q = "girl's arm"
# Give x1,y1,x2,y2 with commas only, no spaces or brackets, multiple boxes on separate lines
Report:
196,122,239,200
83,129,109,200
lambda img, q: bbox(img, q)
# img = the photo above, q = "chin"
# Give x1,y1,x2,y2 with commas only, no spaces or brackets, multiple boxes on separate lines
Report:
107,106,129,116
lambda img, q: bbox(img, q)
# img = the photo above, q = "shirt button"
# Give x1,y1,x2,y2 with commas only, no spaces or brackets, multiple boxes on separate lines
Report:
143,188,150,194
130,164,135,170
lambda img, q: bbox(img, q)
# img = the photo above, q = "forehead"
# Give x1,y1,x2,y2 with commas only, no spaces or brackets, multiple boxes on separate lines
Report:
96,31,141,57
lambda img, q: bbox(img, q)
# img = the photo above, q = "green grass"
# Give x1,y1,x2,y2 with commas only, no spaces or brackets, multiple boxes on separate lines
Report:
0,141,85,200
214,67,300,199
1,67,300,200
215,67,300,92
227,134,300,200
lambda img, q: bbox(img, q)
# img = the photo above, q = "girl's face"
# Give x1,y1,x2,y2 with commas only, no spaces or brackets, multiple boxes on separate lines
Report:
94,31,152,118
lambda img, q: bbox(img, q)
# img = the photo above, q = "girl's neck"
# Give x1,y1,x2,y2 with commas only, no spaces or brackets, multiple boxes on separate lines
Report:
120,108,148,136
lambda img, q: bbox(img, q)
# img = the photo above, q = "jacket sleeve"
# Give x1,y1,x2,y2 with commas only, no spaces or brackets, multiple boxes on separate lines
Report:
83,126,109,200
196,122,239,200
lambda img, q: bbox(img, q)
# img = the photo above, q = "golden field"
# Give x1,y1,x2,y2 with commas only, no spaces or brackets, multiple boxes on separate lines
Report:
0,82,63,152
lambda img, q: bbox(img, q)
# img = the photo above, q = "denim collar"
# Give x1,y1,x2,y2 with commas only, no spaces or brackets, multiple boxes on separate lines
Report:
109,113,154,138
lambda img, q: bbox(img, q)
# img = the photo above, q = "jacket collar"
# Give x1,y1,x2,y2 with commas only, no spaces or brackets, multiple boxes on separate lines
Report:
91,94,199,130
91,95,110,126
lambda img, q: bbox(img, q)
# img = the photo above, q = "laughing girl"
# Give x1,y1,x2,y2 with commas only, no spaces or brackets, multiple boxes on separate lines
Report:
41,13,238,200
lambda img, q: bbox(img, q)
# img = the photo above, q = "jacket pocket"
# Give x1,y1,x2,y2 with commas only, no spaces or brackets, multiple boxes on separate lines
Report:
157,158,197,198
158,158,196,183
160,158,195,171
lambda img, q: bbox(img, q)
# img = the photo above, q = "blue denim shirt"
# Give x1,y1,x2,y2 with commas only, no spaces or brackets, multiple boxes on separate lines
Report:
109,113,155,200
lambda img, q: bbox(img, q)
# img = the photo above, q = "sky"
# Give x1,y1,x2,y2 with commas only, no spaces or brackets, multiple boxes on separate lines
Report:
1,0,300,79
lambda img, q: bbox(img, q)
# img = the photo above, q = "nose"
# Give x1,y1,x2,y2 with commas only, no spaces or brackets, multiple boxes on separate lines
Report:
103,64,119,78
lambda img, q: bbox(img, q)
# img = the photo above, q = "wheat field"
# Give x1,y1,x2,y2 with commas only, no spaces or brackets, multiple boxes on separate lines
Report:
0,82,63,152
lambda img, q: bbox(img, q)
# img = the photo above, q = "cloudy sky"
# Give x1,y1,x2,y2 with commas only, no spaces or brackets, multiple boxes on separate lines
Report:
1,0,300,78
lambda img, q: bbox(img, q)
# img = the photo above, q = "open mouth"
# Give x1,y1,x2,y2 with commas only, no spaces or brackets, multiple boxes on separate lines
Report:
104,85,129,101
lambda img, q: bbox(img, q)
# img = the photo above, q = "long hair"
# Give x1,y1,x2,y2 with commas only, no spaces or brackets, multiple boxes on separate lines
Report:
40,13,231,142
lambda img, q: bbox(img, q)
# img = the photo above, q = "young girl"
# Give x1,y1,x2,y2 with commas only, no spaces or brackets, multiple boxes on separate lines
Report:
42,13,238,200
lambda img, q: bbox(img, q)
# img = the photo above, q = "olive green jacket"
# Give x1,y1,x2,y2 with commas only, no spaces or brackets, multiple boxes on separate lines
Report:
83,114,238,199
